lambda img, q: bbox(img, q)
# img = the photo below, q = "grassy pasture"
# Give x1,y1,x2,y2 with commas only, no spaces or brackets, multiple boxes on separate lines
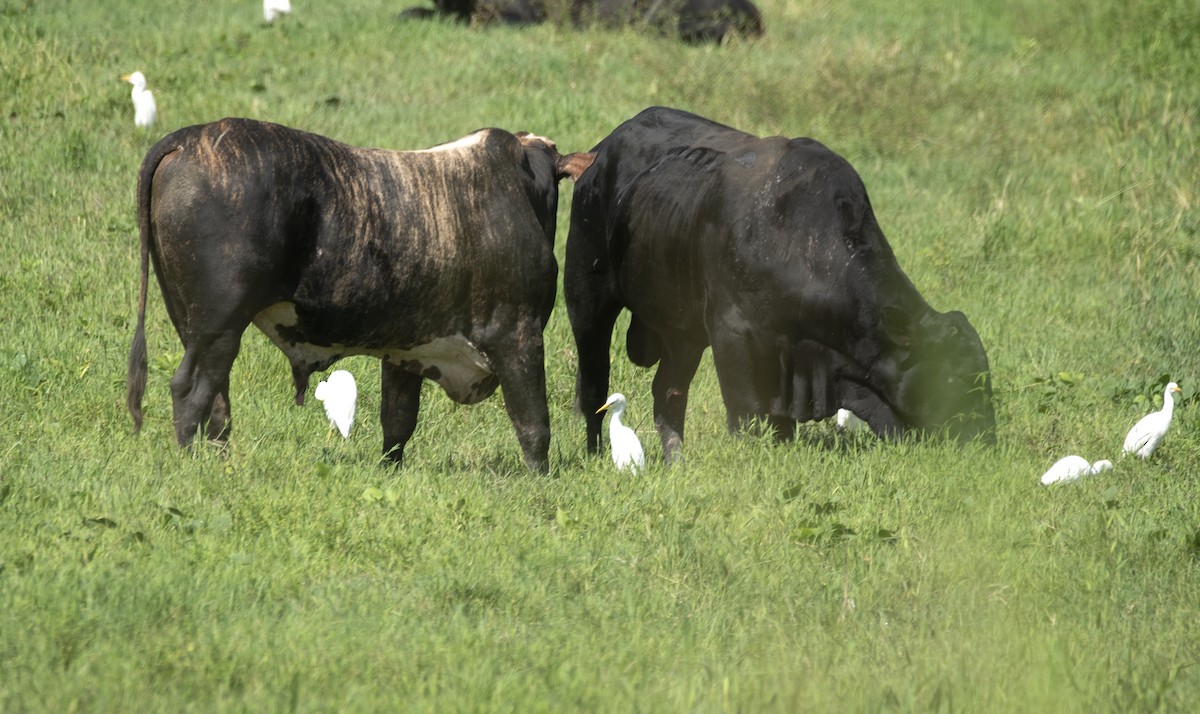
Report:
2,0,1199,710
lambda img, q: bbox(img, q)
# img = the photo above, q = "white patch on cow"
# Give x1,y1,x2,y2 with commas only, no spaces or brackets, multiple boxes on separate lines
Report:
517,132,556,149
256,301,301,328
252,302,498,404
416,130,490,153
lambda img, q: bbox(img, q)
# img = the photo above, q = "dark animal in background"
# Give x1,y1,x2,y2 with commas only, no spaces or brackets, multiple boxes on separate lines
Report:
477,0,546,25
573,0,763,43
126,118,594,472
395,3,435,20
427,0,477,21
399,0,763,44
565,107,995,464
676,0,763,43
398,0,544,24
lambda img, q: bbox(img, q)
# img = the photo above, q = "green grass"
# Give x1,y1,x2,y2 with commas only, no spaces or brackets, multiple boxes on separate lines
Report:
2,0,1199,710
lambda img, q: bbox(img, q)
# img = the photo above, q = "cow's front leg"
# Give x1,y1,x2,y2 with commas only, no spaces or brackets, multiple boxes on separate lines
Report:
380,361,422,465
492,336,551,474
651,344,704,466
289,360,311,406
709,326,792,441
839,381,905,441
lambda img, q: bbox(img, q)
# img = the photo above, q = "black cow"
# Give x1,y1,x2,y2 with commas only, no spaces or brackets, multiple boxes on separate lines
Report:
126,118,594,472
397,0,544,25
565,107,995,464
573,0,763,43
399,0,763,44
677,0,763,43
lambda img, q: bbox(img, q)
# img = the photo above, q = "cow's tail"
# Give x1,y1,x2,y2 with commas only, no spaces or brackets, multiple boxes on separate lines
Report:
127,138,178,431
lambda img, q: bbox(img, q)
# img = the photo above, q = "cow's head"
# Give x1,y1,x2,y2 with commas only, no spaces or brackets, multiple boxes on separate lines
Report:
882,307,996,444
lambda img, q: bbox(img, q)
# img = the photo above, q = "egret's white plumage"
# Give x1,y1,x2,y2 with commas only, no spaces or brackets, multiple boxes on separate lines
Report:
596,393,645,473
1040,456,1113,485
264,0,292,22
1123,382,1181,459
120,71,156,129
315,370,357,439
836,408,868,433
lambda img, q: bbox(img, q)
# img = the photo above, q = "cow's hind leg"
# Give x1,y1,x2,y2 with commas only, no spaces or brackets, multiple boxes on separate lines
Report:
209,390,231,442
170,330,242,448
566,278,622,455
651,343,704,466
380,362,422,465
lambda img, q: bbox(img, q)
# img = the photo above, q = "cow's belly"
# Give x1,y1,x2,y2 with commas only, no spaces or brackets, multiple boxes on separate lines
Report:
253,302,500,404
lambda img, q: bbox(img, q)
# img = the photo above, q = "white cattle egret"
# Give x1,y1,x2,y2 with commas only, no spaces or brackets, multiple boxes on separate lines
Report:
120,71,156,129
315,370,357,439
836,408,868,433
264,0,292,22
1040,456,1113,485
1123,382,1182,459
596,393,645,473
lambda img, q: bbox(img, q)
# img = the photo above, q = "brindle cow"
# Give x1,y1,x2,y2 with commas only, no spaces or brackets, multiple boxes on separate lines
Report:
126,118,593,471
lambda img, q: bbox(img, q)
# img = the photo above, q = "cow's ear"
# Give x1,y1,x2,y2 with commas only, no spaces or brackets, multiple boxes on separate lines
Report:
557,152,596,182
940,310,969,339
882,305,915,347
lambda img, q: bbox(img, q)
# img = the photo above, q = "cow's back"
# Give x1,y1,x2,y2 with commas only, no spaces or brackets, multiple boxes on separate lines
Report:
145,119,367,310
576,106,754,202
705,137,919,333
568,107,755,295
